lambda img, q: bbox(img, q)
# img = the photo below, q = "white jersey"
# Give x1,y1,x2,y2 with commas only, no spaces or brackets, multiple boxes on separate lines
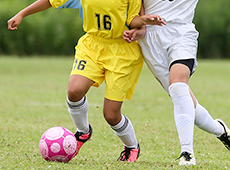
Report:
139,0,199,94
143,0,199,23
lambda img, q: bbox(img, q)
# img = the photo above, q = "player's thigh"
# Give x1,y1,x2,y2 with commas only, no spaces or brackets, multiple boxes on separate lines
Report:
148,63,170,94
140,41,170,94
70,35,105,88
168,25,198,66
104,60,143,101
104,43,143,101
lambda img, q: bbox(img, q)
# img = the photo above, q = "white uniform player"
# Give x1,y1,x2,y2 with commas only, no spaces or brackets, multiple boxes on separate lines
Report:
124,0,230,166
139,0,199,93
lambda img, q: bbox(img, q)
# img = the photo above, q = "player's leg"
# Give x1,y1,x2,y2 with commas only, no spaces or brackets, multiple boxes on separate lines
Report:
101,39,142,162
67,75,94,154
165,23,200,165
168,61,196,165
103,98,140,162
68,75,93,133
140,37,197,164
189,90,223,136
67,34,105,154
189,90,230,150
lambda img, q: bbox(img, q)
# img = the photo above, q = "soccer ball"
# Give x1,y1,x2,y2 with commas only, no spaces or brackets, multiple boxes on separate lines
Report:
39,127,77,162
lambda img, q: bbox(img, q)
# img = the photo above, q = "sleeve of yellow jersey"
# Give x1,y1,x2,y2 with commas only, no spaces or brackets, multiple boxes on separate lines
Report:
49,0,69,8
126,0,142,27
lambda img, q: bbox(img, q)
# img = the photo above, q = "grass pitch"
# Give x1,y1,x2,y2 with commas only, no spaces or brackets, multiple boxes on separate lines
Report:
0,56,230,170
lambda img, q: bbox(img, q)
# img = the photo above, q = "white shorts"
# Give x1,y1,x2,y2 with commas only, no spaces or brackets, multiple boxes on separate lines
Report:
138,23,199,94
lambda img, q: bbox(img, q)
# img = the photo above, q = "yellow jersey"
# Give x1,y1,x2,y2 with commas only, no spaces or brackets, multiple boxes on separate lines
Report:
49,0,141,38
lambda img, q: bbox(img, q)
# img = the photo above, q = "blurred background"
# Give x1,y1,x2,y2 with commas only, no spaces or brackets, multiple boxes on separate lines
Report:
1,0,230,58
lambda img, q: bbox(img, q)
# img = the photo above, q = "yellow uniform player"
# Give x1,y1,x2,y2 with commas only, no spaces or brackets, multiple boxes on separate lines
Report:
8,0,165,161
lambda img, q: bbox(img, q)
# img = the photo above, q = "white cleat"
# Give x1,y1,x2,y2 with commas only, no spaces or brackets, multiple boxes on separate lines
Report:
178,151,196,165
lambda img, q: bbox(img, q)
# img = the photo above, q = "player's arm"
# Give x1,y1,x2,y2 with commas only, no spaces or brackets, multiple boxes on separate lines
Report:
129,14,166,29
8,0,51,30
124,0,165,43
129,0,165,29
123,1,146,43
133,1,146,36
133,0,145,29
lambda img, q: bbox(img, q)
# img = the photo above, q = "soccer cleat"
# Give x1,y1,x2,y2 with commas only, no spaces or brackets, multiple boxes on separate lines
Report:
117,143,140,162
216,119,230,150
74,124,93,155
178,152,196,165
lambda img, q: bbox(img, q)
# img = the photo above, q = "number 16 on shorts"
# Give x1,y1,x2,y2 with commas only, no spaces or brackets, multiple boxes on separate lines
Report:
73,59,87,71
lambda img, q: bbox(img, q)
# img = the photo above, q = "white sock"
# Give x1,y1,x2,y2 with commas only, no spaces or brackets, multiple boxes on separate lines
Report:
195,102,224,137
111,114,138,148
169,82,195,155
67,96,89,133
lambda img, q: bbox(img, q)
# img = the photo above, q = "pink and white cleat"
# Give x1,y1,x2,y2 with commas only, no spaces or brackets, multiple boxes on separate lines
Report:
117,143,140,162
74,124,93,155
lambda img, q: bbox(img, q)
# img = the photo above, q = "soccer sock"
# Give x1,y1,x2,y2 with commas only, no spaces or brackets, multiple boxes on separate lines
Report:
67,96,89,133
195,101,224,137
169,82,195,155
111,114,138,148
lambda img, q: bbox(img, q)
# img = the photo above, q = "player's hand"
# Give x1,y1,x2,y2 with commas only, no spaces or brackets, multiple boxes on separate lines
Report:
7,14,23,30
123,28,146,43
141,15,166,26
123,29,136,43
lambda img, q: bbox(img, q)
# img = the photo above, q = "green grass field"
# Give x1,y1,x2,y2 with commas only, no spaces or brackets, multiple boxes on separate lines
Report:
0,57,230,170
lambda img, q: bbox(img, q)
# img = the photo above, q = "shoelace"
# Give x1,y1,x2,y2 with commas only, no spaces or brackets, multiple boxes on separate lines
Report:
74,125,92,142
118,147,132,161
176,152,192,161
218,133,230,150
75,131,90,142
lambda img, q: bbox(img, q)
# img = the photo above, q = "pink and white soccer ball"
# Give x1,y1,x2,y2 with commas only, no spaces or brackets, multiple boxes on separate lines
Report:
39,127,77,162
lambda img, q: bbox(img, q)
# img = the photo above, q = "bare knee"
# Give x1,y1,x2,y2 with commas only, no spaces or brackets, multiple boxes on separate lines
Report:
169,64,190,85
68,75,94,102
103,111,122,126
67,87,85,102
103,99,122,126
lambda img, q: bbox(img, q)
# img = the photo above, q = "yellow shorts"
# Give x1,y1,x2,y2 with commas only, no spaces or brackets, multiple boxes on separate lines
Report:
70,33,143,101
